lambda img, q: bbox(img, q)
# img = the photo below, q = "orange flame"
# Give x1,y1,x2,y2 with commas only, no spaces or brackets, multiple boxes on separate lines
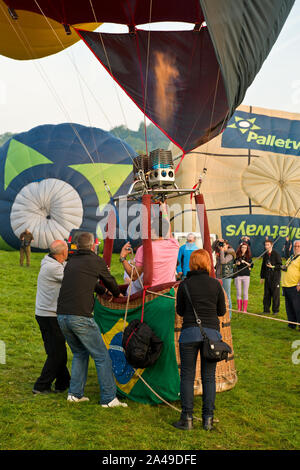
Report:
154,51,179,127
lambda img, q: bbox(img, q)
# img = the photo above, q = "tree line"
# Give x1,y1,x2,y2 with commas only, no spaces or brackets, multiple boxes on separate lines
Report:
0,123,170,154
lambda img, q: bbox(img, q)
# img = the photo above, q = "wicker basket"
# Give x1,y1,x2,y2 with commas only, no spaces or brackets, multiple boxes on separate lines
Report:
97,282,237,396
173,285,238,394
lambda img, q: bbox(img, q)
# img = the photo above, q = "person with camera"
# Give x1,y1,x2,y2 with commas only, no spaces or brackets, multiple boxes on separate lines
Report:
213,239,236,317
260,239,282,315
281,240,300,330
173,249,226,431
19,228,34,267
120,202,179,289
234,243,253,313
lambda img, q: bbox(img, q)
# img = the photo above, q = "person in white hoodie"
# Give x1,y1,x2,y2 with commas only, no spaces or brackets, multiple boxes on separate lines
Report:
33,240,70,394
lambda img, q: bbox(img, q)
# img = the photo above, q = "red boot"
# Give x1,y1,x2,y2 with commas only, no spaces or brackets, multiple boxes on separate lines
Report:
243,300,248,312
237,299,242,311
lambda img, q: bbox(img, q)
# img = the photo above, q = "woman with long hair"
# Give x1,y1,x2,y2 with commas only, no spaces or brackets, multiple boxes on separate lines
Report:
234,243,253,312
173,249,226,431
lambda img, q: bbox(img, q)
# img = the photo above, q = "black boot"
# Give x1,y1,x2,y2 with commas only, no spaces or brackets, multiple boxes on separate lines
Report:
172,413,193,431
203,416,214,431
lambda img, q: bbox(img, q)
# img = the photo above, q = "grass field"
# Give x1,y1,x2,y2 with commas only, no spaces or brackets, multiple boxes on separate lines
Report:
0,250,299,451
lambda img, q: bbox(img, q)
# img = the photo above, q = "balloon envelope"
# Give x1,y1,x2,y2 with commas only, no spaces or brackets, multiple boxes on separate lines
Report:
171,104,300,256
0,123,136,250
0,0,100,60
1,0,295,151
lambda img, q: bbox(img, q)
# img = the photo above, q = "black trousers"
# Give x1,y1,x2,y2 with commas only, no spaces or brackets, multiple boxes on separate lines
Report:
34,316,70,392
283,286,300,329
179,342,217,418
263,279,280,313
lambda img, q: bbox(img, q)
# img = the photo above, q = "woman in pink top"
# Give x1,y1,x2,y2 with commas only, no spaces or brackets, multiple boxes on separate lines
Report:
120,203,179,290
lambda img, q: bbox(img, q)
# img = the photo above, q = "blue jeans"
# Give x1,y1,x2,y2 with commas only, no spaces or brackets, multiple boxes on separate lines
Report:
57,315,116,404
179,342,217,419
222,277,232,317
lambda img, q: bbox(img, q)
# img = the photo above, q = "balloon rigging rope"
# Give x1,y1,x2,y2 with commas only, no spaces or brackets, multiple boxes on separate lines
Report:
32,0,136,165
127,258,300,326
5,5,298,416
112,259,299,419
3,4,99,168
141,0,153,156
105,259,204,421
4,0,138,202
220,205,300,281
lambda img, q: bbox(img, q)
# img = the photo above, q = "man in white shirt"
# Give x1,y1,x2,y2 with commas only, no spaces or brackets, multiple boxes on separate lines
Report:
33,240,70,394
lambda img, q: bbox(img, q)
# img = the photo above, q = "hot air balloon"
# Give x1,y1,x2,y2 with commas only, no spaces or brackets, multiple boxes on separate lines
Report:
0,123,135,250
0,0,294,152
0,1,295,404
0,0,101,60
171,104,300,257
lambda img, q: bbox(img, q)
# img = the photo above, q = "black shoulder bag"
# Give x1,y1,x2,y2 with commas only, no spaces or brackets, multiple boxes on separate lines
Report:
183,282,232,362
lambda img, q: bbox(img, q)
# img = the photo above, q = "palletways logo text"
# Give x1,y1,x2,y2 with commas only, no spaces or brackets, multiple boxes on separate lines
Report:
221,214,300,257
221,111,300,156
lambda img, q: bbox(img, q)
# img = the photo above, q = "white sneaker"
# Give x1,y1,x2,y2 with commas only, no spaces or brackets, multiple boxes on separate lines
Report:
67,394,89,403
101,397,128,408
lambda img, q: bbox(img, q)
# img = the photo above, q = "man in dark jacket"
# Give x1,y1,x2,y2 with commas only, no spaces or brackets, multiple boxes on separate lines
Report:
260,240,282,315
57,232,127,407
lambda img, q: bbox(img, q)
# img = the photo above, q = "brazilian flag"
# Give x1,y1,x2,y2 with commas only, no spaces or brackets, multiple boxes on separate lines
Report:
94,289,180,404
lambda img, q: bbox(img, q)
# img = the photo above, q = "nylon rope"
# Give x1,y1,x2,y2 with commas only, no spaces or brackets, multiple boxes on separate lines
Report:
115,256,300,424
33,0,135,163
141,0,153,156
143,289,300,326
3,2,98,168
122,262,135,333
104,258,204,421
220,205,300,281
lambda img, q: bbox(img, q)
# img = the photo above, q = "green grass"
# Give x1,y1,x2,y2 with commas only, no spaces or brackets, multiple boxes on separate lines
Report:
0,251,299,450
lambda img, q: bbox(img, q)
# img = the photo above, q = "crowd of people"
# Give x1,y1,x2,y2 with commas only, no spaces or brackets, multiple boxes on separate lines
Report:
28,211,300,432
210,235,300,328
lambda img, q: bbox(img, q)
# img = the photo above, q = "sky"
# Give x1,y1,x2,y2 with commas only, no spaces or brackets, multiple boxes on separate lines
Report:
0,1,299,136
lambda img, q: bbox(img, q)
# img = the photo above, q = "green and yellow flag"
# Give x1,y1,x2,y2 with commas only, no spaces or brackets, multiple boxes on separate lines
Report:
94,289,180,404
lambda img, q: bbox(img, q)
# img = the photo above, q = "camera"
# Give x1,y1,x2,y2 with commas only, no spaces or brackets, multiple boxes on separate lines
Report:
217,241,224,247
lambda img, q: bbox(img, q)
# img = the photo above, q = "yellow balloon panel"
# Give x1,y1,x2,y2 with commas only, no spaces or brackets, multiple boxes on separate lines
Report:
0,2,100,60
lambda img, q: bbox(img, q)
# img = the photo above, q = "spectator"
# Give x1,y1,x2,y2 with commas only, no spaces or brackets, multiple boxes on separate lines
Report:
282,236,292,260
214,239,236,317
234,243,253,313
33,240,70,395
176,233,198,279
173,249,226,431
260,240,282,315
120,203,179,289
57,232,127,407
239,236,251,247
19,228,34,267
281,240,300,330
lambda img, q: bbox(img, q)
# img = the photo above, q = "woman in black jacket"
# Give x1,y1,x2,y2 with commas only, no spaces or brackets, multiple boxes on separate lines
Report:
234,243,254,313
172,249,226,431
